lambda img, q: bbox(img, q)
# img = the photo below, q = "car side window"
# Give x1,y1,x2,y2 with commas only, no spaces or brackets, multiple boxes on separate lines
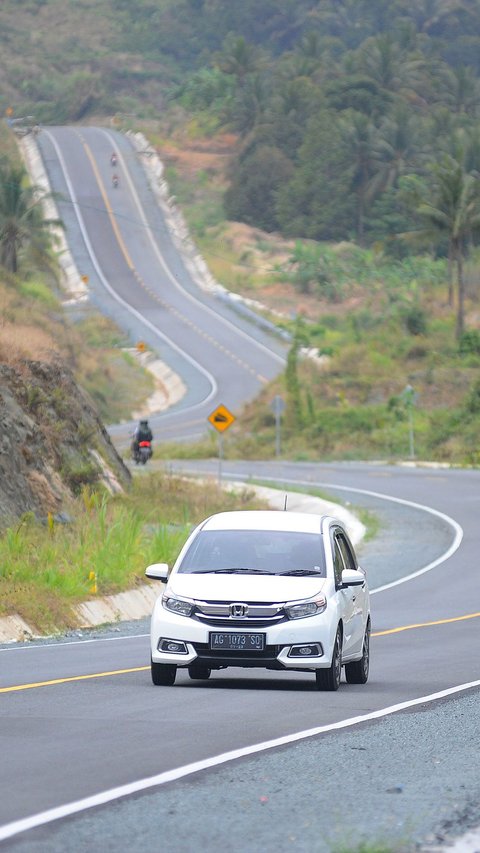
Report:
332,538,345,588
336,532,357,572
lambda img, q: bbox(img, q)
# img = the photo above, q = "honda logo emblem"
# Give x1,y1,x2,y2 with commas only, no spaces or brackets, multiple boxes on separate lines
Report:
230,602,249,618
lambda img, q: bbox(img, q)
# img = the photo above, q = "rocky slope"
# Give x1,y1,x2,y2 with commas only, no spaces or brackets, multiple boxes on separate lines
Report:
0,357,130,529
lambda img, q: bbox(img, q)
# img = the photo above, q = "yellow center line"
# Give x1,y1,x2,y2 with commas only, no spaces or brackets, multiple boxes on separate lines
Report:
81,140,135,271
0,666,149,694
372,611,480,637
3,613,478,695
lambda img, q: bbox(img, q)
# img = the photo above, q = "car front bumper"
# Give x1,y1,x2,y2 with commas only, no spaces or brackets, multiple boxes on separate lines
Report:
150,602,338,670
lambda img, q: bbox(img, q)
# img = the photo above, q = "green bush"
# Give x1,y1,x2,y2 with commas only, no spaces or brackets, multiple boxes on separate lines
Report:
403,304,427,336
459,329,480,355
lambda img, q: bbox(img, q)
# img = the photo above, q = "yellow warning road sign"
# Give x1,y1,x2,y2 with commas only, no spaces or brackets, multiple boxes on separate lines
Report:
208,404,235,433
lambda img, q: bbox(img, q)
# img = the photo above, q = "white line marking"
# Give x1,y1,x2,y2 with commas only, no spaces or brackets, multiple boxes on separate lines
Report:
43,129,218,417
220,472,464,594
1,679,478,842
0,635,149,653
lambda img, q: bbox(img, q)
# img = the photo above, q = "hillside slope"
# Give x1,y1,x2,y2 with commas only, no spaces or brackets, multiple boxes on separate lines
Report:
0,358,130,529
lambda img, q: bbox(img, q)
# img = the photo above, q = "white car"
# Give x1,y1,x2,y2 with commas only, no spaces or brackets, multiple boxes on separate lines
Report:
145,510,370,691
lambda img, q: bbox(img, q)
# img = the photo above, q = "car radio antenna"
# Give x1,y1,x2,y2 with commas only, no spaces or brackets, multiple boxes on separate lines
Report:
284,494,288,511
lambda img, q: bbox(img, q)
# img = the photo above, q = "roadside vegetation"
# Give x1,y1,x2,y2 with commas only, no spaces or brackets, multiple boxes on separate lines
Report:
0,473,265,634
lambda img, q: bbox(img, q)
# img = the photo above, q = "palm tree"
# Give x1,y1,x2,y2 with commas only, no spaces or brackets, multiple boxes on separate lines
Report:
215,35,259,89
417,154,480,338
356,34,427,105
369,104,419,198
443,66,480,117
0,162,59,274
341,111,378,243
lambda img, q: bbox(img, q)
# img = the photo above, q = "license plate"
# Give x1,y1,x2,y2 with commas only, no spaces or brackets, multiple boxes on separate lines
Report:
209,632,265,651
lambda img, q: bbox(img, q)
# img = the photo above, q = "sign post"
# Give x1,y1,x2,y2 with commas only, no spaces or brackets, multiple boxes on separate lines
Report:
402,384,417,460
208,404,236,483
271,395,285,458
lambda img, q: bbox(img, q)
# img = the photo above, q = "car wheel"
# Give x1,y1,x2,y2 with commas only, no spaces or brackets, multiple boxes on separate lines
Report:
315,626,342,691
151,660,176,686
345,620,370,685
188,663,211,680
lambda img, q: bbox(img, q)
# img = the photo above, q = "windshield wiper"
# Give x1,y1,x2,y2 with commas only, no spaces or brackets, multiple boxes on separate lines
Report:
195,568,270,575
277,569,324,576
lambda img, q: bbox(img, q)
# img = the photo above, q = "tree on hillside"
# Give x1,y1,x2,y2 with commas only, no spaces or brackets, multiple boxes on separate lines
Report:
215,35,260,88
341,111,378,243
355,34,427,106
276,110,354,240
0,162,59,274
224,145,293,231
369,104,420,198
416,153,480,337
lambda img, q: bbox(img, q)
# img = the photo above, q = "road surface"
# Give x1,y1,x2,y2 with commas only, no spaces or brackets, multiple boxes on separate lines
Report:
1,461,479,850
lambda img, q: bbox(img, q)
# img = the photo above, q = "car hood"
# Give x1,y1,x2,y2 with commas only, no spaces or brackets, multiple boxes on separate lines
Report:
167,573,326,603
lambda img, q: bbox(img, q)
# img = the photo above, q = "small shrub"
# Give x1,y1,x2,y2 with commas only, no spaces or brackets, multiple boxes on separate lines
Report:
466,379,480,414
404,305,427,336
459,329,480,355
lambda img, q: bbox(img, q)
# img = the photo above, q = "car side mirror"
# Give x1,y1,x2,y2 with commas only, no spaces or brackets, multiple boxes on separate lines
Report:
341,568,365,588
145,563,169,583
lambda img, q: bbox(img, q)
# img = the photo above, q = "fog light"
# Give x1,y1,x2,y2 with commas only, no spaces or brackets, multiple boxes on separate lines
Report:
158,638,188,655
288,643,323,658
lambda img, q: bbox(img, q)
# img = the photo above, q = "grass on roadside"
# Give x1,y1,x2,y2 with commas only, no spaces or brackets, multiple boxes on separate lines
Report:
0,472,266,634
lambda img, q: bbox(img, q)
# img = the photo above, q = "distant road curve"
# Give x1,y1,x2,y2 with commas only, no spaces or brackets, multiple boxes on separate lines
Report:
36,126,288,443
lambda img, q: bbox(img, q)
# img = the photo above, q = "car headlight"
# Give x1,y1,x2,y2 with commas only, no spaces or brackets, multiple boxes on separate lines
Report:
162,594,194,617
285,596,327,620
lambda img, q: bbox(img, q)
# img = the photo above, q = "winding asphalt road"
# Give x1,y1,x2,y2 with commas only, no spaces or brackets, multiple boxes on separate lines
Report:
1,461,479,851
35,126,287,442
3,128,478,850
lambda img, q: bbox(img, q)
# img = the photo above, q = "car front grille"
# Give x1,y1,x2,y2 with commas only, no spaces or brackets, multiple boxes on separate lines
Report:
193,600,286,627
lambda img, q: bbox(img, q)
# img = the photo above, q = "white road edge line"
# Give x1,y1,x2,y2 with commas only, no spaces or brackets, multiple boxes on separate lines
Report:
220,473,463,595
43,129,218,417
0,635,149,653
1,679,479,843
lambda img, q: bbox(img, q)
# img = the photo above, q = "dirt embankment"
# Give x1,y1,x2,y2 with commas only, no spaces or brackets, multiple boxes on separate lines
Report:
0,358,130,529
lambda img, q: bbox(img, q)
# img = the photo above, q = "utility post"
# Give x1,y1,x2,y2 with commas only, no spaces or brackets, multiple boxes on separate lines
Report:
271,395,285,458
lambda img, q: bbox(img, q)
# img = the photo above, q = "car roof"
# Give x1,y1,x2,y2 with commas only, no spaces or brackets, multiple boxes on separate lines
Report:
201,510,329,534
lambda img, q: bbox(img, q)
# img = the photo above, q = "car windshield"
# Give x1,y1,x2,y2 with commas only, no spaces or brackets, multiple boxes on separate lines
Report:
177,529,326,576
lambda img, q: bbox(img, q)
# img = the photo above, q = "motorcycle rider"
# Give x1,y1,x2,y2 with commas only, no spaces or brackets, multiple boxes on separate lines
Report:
132,418,153,460
112,173,119,188
111,152,117,166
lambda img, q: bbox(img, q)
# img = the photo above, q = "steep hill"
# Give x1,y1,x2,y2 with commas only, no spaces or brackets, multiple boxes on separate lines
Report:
0,357,130,529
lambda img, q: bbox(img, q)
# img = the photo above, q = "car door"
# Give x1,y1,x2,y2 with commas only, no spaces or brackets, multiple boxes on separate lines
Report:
335,530,367,657
330,527,356,657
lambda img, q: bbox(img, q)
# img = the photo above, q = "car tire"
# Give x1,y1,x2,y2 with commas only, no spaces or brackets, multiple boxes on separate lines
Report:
151,660,176,686
188,663,211,680
345,620,370,685
315,626,342,691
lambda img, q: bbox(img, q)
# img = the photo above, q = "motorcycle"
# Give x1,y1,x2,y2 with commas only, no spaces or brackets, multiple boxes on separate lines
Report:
133,440,152,465
111,153,117,167
112,174,119,188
